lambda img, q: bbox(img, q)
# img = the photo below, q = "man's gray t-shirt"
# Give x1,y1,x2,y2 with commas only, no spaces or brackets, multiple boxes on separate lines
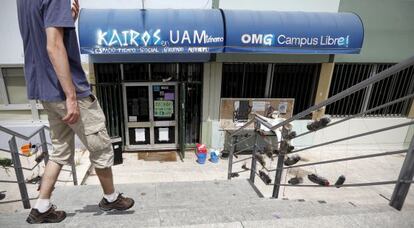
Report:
16,0,91,102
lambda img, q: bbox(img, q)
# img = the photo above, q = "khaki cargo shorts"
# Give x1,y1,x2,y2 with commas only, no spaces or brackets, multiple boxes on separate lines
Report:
42,94,113,169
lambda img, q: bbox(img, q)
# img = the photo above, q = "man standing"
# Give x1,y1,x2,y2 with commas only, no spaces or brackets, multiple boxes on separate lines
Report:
16,0,134,224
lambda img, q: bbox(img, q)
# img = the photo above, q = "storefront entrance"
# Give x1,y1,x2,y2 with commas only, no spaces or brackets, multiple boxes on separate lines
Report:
123,83,178,149
94,63,203,154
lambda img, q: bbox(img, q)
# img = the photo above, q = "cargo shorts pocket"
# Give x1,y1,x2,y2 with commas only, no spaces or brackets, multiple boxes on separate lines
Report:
85,128,111,152
80,95,111,152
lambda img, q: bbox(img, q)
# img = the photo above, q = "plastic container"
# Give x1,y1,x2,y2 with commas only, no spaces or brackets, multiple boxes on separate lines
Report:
196,153,207,164
210,151,219,163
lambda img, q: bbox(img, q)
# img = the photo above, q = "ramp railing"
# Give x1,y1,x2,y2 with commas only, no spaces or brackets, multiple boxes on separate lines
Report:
227,56,414,211
0,125,78,209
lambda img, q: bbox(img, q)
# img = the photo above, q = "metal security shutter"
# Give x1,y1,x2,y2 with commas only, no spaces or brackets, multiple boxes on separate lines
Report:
94,63,124,138
221,63,268,98
326,64,372,117
326,63,414,117
366,64,414,116
270,64,321,115
180,63,203,145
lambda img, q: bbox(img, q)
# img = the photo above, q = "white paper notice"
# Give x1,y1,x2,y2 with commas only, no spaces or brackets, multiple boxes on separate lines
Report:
252,101,266,112
128,116,137,122
135,128,146,142
159,128,169,141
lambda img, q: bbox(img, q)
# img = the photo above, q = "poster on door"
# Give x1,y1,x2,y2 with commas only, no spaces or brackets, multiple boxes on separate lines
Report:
154,100,174,118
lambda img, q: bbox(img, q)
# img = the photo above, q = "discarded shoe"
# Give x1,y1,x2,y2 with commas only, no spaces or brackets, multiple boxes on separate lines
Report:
230,173,240,178
308,174,329,186
265,150,274,160
26,205,66,224
306,116,331,131
335,175,346,188
255,154,266,167
26,175,42,184
280,141,295,153
259,170,272,184
284,155,301,166
288,177,303,185
319,116,331,127
241,163,249,171
220,150,229,159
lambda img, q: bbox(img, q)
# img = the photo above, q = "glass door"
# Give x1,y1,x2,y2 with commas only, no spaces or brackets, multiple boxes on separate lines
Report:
123,83,177,149
152,84,177,146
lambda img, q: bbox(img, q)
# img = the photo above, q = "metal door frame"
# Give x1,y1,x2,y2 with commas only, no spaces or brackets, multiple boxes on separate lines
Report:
123,82,178,150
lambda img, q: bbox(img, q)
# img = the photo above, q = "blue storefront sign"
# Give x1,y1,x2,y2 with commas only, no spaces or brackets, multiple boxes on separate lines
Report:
79,9,225,54
79,9,364,55
222,10,364,54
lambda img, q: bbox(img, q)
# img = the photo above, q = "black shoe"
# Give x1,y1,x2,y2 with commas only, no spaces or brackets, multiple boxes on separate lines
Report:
26,205,66,224
98,193,134,211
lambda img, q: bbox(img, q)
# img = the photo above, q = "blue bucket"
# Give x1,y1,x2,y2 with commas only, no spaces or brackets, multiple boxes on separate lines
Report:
210,151,219,163
196,153,207,164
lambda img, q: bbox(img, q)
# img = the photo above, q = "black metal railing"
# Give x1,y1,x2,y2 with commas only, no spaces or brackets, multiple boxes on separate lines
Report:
0,125,78,209
227,55,414,211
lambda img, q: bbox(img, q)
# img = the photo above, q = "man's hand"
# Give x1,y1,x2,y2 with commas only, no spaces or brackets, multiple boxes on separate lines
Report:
62,97,80,124
71,0,80,22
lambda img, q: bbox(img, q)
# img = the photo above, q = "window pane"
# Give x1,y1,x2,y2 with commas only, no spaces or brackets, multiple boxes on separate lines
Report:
2,68,28,104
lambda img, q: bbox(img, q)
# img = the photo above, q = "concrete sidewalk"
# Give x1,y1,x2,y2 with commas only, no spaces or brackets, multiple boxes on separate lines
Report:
85,144,414,207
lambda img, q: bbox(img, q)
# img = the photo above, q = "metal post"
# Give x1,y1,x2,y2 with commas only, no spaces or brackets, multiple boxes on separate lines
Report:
71,161,78,186
249,132,259,183
39,128,49,164
179,82,186,159
272,153,285,198
227,135,236,180
9,136,31,209
390,135,414,210
272,135,286,198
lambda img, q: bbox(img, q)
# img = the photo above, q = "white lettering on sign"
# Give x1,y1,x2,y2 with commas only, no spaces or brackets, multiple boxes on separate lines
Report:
169,30,223,45
97,29,223,47
97,29,161,47
241,33,350,48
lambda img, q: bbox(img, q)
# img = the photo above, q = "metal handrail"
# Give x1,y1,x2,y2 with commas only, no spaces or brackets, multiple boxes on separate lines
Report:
227,56,414,211
268,149,407,171
0,125,49,141
269,56,414,131
291,121,414,154
0,124,78,209
273,180,414,188
293,93,414,140
229,118,255,137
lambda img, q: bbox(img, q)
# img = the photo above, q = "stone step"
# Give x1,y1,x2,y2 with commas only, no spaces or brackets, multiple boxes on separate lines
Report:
1,179,413,227
1,201,412,228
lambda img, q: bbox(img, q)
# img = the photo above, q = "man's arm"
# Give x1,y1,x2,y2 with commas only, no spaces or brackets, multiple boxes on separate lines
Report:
46,27,79,124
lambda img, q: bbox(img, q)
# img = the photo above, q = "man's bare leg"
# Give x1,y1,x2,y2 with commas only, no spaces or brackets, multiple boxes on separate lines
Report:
95,167,134,210
39,160,62,199
95,167,115,194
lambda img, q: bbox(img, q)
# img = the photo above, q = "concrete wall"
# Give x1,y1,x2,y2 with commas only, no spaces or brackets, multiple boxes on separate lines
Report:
0,1,24,65
219,0,340,12
292,118,411,147
201,62,224,149
335,0,414,63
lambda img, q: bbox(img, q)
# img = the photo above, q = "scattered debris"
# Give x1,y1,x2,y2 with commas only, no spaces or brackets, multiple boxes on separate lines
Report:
306,115,331,131
255,154,266,167
288,176,303,185
241,163,249,171
230,173,240,178
0,191,6,201
335,175,346,188
308,174,330,186
259,170,272,184
284,155,301,166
